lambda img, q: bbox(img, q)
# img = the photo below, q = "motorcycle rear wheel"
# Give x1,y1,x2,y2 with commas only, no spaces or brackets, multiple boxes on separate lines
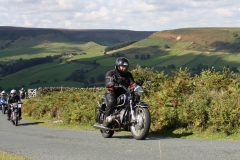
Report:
130,107,151,140
100,129,114,138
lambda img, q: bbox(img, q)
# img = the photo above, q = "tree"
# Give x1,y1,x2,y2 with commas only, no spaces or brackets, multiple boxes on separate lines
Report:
90,77,95,83
147,54,150,59
168,64,176,69
141,55,146,60
164,44,170,48
135,54,139,59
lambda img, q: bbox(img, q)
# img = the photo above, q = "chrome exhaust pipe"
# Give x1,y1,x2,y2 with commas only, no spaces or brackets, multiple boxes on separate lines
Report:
93,123,109,130
93,123,120,131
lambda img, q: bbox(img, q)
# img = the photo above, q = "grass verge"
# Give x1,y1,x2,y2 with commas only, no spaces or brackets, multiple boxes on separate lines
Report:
0,151,31,160
22,116,240,141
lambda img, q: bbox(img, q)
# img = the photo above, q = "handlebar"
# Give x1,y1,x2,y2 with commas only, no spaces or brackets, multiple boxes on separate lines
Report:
114,84,128,92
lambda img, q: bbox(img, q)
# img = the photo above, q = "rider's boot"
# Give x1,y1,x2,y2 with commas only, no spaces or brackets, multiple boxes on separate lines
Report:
102,110,111,127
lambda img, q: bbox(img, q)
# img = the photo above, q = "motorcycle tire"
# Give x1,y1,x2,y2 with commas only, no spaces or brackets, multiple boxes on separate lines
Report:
100,129,114,138
2,106,6,114
130,107,151,140
14,112,18,126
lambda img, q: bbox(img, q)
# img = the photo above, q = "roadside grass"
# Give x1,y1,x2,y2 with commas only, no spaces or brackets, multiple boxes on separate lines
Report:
22,116,240,141
150,128,240,141
0,151,31,160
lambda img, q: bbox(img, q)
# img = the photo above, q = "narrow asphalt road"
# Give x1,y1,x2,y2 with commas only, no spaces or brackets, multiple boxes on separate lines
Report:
0,111,240,160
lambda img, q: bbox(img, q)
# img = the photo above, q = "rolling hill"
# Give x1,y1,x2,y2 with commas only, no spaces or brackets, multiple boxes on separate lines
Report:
0,27,239,91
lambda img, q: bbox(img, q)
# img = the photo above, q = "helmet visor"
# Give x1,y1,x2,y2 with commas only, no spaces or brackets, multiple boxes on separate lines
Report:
119,65,128,72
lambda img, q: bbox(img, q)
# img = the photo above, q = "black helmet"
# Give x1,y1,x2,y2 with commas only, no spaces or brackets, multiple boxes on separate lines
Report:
115,57,129,74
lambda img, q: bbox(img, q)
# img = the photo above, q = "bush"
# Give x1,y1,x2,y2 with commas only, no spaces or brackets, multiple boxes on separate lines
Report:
23,66,240,135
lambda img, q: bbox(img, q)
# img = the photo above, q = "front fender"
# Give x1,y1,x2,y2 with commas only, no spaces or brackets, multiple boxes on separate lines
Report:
14,108,19,113
135,101,149,108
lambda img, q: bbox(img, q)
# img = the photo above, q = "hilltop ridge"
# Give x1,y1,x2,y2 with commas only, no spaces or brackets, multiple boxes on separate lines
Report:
0,26,156,46
0,27,239,91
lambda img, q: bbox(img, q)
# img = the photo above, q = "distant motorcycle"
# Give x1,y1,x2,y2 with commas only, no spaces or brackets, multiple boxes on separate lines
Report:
94,77,151,140
0,98,8,114
19,91,26,99
9,102,22,126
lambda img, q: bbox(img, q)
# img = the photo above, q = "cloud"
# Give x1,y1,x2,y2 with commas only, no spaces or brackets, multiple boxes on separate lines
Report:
0,0,240,31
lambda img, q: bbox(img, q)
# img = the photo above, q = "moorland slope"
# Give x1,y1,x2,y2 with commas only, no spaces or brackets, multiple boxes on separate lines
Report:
0,27,239,91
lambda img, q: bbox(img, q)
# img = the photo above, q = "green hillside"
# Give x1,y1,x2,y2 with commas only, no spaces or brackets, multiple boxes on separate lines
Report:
0,27,239,91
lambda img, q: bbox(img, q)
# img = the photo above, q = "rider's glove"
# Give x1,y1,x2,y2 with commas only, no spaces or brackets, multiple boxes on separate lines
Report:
113,83,119,88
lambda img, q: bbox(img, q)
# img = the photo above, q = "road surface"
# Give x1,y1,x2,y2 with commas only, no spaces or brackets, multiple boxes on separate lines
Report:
0,112,240,160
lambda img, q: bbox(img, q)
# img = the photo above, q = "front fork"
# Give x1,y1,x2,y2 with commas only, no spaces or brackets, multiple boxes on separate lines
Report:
95,102,105,123
129,100,136,122
11,108,19,120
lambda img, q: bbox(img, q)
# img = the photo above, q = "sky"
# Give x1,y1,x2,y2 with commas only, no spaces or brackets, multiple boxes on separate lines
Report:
0,0,240,31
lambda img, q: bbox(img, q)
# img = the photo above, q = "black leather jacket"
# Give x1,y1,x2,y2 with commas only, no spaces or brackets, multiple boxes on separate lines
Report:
105,69,135,96
8,95,21,104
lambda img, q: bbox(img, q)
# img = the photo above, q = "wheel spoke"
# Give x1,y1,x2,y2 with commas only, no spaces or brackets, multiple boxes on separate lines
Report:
132,108,145,135
130,107,150,140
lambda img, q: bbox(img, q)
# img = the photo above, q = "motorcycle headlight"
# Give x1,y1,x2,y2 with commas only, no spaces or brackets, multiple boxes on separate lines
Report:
134,85,144,96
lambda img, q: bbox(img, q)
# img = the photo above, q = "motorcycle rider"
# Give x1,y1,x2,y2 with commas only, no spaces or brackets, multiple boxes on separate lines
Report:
7,89,22,120
1,90,7,100
103,57,135,127
0,91,8,109
19,87,27,99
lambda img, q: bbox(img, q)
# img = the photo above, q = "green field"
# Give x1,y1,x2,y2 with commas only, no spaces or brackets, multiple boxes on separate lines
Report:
0,27,240,91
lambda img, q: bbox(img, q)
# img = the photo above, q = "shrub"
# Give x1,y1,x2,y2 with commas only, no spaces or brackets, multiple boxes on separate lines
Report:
23,66,240,135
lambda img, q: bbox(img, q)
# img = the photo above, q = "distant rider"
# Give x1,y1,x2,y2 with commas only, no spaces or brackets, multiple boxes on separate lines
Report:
1,90,7,101
7,89,22,120
19,87,27,99
103,57,135,127
0,91,8,109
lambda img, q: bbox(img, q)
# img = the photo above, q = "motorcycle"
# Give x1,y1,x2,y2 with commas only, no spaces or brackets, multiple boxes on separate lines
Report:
0,98,8,114
94,77,151,140
20,91,26,99
9,102,22,126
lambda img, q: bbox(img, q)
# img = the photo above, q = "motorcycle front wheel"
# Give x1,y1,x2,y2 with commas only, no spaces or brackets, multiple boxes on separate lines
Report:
14,112,18,126
100,129,114,138
2,105,6,114
130,107,151,140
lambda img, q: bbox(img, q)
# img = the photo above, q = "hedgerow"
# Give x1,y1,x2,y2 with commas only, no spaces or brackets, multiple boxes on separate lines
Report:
22,66,240,135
